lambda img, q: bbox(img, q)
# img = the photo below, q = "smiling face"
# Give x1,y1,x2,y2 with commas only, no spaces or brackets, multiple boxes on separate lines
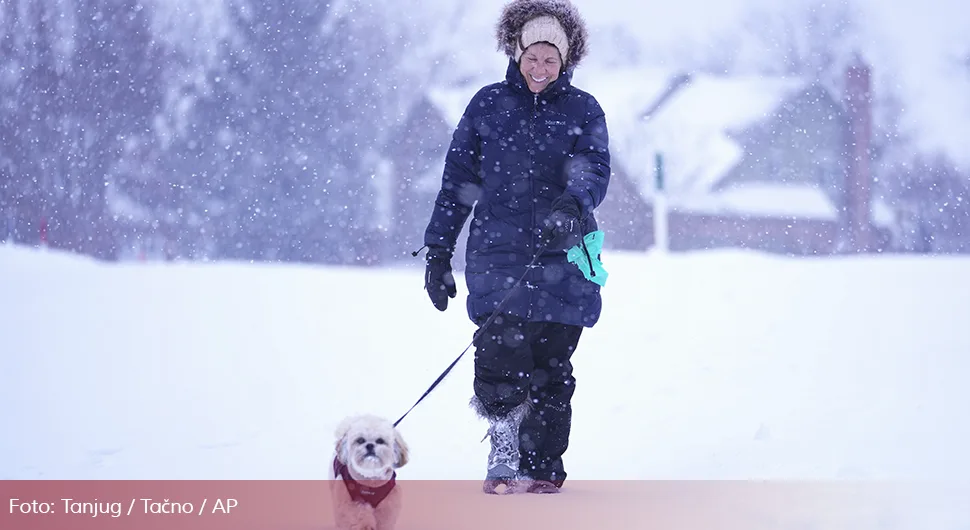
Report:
519,42,562,93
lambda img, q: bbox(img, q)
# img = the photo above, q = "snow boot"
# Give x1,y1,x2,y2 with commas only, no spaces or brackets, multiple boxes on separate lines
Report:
481,419,521,494
471,396,531,494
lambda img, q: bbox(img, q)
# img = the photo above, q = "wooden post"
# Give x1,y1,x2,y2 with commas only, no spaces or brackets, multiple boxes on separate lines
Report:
654,152,668,253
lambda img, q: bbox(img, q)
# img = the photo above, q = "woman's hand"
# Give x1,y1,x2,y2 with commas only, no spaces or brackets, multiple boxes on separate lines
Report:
540,194,582,250
424,248,457,311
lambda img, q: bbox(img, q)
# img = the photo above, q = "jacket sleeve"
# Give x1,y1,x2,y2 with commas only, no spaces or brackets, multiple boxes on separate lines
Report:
564,94,611,220
422,102,483,257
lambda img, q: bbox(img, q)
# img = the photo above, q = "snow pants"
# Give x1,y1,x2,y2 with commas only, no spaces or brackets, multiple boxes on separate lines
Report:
472,313,583,487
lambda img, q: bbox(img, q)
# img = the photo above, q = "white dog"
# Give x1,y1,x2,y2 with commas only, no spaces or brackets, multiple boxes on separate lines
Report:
330,415,409,530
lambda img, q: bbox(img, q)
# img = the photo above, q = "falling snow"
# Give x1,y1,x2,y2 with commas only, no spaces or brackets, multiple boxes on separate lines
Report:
1,0,967,262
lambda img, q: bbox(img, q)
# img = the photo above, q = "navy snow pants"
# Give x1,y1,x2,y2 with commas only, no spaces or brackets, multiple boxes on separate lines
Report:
472,313,583,487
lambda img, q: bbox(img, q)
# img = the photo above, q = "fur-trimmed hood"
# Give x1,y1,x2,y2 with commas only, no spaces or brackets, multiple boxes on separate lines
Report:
495,0,589,69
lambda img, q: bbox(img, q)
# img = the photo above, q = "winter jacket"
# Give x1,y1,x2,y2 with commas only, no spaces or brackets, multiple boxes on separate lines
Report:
422,57,611,328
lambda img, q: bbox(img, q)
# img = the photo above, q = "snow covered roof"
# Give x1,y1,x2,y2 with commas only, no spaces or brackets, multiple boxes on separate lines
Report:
618,72,809,199
570,65,676,148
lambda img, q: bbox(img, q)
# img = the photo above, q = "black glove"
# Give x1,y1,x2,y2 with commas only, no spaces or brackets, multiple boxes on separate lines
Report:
424,248,456,311
540,194,583,250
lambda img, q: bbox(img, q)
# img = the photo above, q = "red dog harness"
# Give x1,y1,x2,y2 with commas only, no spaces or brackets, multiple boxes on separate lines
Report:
333,456,397,508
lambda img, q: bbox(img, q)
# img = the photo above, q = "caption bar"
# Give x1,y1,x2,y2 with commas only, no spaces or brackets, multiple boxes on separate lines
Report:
0,479,949,530
10,497,238,518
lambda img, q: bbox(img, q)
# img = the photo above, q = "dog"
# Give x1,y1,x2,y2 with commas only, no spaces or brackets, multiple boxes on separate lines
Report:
330,414,409,530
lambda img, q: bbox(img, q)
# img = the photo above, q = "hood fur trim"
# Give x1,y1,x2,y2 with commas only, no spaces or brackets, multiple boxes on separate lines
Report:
496,0,589,68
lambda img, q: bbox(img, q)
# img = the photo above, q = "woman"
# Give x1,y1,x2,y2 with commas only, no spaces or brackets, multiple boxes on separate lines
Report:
420,0,610,494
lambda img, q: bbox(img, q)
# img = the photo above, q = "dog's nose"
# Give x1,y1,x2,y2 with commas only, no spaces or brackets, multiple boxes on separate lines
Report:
366,442,375,452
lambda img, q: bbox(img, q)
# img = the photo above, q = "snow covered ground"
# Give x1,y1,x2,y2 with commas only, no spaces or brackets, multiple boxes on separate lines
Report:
2,243,970,527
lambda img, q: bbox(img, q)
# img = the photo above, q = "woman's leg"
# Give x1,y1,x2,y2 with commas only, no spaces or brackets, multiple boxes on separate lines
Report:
469,313,534,493
517,323,583,490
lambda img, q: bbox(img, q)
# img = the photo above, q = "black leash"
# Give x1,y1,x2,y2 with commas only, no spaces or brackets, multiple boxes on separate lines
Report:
393,238,551,428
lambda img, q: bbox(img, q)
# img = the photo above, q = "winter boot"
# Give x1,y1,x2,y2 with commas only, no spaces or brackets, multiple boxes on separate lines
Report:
482,420,518,494
471,397,531,494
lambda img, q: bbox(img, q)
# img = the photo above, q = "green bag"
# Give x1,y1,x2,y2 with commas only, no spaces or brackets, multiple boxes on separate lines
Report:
566,230,608,287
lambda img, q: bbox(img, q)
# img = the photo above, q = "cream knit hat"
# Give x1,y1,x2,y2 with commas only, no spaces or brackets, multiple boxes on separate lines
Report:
514,15,570,64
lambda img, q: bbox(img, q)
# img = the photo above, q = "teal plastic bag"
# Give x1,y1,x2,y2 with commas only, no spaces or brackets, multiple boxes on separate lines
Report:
566,230,608,287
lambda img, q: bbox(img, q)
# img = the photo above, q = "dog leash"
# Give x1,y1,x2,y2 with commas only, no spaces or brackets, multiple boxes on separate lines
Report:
393,238,552,428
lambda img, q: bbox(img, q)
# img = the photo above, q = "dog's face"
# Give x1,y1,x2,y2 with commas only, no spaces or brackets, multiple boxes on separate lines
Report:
334,415,409,480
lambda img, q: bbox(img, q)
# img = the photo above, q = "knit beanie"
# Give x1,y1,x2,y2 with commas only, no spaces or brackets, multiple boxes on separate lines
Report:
497,0,589,68
514,15,570,64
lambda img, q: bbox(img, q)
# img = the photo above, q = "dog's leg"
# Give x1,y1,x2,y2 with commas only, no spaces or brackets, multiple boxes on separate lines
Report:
373,488,403,530
348,505,378,530
338,503,378,530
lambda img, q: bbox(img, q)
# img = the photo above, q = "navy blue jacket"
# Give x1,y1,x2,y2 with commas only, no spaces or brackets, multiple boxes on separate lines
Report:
424,58,611,328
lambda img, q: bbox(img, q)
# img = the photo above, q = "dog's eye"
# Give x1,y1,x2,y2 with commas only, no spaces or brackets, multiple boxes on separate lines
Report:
355,437,366,444
375,438,386,445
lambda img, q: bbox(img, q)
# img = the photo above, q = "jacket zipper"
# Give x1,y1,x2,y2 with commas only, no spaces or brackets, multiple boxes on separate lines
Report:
530,93,538,253
527,92,539,319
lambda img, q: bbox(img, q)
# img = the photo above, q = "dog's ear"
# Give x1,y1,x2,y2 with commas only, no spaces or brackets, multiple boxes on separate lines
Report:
334,418,352,463
393,428,410,468
334,435,348,464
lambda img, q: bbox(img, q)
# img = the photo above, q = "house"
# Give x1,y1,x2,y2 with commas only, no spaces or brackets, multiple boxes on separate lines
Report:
579,56,895,255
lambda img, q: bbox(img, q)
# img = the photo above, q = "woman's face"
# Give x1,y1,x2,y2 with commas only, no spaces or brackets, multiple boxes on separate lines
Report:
519,42,562,93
